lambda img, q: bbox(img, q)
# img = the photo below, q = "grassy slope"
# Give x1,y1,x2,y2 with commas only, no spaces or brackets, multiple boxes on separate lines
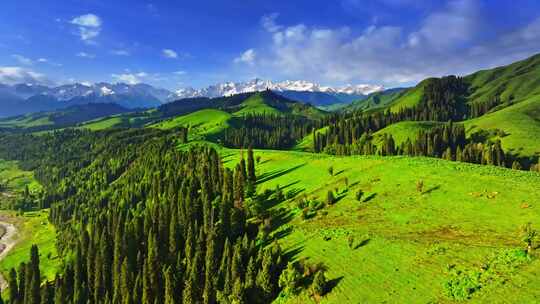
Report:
78,116,126,130
0,161,57,284
388,79,429,113
217,148,540,303
346,88,407,112
150,109,232,140
293,127,329,152
0,210,59,281
464,97,540,157
465,53,540,104
0,115,53,129
234,93,283,116
373,121,445,146
0,159,41,194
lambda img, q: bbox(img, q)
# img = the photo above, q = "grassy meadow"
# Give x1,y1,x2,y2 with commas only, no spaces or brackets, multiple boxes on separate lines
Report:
0,210,60,281
215,147,540,303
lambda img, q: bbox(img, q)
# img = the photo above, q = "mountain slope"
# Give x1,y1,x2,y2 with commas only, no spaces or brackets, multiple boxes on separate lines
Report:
464,96,540,157
465,53,540,104
150,109,232,138
0,103,131,131
345,88,407,112
219,147,540,303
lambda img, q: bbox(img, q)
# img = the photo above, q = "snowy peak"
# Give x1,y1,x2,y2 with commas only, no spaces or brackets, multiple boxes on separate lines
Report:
173,79,384,99
40,82,171,103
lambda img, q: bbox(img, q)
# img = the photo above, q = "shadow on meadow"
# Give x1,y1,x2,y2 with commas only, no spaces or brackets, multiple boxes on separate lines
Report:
257,163,306,184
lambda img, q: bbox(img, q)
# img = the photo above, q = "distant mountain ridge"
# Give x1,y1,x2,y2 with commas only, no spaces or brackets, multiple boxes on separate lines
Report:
0,79,383,117
0,82,170,117
172,79,384,106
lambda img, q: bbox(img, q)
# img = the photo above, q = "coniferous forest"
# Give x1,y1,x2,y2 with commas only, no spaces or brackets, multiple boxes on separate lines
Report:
1,5,540,303
0,129,287,304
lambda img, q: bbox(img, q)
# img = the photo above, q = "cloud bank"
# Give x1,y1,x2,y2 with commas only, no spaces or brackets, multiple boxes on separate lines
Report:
237,1,540,86
0,67,49,85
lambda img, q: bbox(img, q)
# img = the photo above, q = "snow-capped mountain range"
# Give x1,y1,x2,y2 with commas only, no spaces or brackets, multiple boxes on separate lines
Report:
172,79,384,99
0,79,383,117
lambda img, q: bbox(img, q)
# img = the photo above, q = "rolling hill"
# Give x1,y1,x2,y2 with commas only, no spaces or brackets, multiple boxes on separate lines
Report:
215,147,540,303
0,103,131,131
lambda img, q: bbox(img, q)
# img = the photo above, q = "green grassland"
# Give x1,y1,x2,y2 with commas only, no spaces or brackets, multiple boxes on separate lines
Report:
465,54,540,104
388,79,430,113
216,147,540,303
150,109,232,140
346,88,407,112
464,97,540,157
373,121,444,146
0,159,41,195
0,210,60,281
0,115,53,129
294,127,329,152
78,115,126,130
234,93,283,116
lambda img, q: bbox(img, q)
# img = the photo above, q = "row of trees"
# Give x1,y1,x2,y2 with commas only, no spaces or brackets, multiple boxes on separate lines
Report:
0,129,287,304
317,122,537,170
221,114,315,149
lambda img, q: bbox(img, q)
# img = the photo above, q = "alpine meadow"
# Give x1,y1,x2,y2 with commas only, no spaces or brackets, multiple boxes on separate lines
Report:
0,1,540,304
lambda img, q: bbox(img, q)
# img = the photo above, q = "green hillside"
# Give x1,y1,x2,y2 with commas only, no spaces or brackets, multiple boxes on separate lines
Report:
381,53,540,115
0,103,130,131
233,91,327,119
346,88,406,112
216,147,540,303
373,121,444,146
465,54,540,104
388,79,431,113
234,93,283,116
150,109,232,140
0,115,53,129
464,97,540,157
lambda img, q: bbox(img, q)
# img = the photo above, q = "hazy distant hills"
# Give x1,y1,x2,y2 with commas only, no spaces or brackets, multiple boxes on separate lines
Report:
0,79,383,117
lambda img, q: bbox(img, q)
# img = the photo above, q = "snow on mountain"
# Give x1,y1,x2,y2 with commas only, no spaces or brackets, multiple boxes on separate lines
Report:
172,79,384,99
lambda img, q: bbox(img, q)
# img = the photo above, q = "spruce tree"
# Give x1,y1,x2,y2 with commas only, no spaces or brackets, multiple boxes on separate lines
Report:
8,268,18,304
312,270,327,297
29,245,41,304
247,146,256,183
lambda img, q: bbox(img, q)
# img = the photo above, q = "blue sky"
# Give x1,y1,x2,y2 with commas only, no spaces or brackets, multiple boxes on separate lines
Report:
1,0,540,90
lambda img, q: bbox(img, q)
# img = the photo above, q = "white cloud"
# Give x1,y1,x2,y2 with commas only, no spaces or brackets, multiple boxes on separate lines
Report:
111,50,130,56
239,1,540,86
37,58,48,63
174,70,187,76
71,14,102,43
76,52,95,59
71,14,101,28
234,49,257,65
0,67,49,85
162,49,178,59
12,54,33,66
261,13,283,33
111,72,148,85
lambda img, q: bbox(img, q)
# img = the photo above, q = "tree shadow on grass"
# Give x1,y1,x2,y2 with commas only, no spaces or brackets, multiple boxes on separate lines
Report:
422,185,441,195
363,193,377,203
354,238,370,250
334,192,348,204
272,225,293,241
283,245,305,261
258,159,271,165
334,169,347,176
256,163,306,184
271,207,295,229
348,181,360,188
286,187,305,200
326,276,344,294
